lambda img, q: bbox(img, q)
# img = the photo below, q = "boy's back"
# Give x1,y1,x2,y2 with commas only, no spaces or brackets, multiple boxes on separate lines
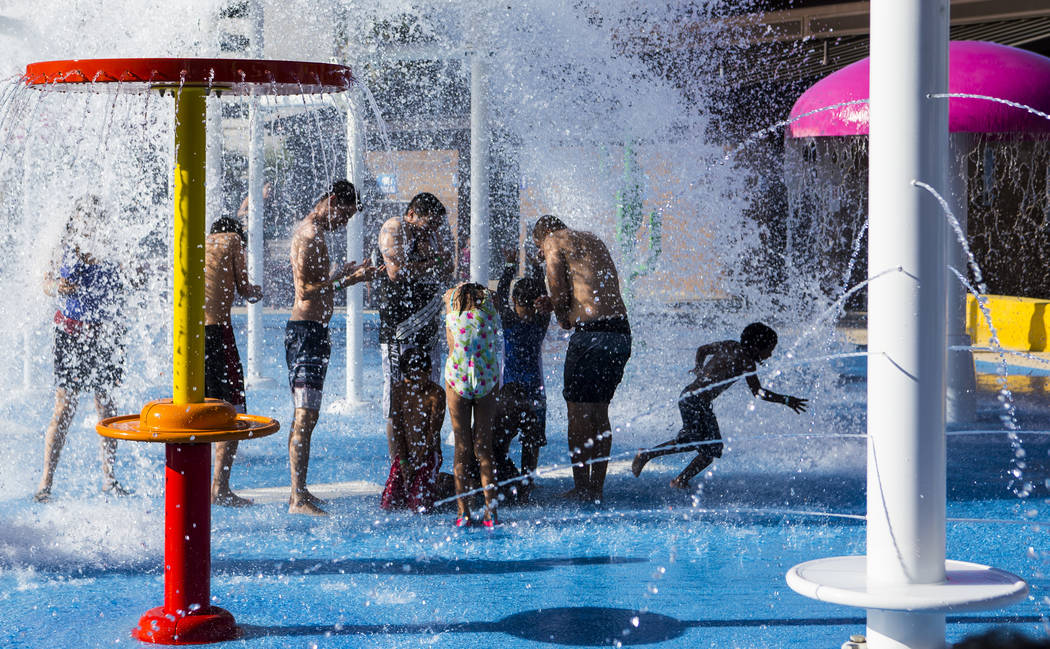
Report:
686,339,756,402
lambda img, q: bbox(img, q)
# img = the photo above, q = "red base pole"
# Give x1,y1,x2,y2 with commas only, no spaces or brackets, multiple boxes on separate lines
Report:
133,443,239,644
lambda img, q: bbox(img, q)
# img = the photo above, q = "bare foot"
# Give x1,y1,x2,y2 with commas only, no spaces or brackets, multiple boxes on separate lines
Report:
669,477,690,490
33,489,51,503
212,490,253,507
289,497,329,516
302,491,327,507
631,452,648,477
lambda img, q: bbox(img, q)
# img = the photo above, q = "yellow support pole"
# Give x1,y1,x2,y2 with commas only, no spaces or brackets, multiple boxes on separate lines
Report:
173,88,207,405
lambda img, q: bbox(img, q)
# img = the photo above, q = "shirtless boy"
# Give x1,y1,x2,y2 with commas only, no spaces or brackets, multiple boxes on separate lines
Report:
380,347,451,511
631,322,808,488
533,215,631,503
286,180,382,515
204,217,262,506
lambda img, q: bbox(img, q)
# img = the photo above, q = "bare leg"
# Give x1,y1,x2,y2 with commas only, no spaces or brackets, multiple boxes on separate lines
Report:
491,400,516,487
95,392,130,496
519,443,540,503
447,386,475,519
212,440,251,506
385,419,398,464
288,407,326,515
36,388,78,501
632,439,689,477
588,402,612,502
517,401,545,503
472,392,498,518
564,401,592,500
671,450,716,489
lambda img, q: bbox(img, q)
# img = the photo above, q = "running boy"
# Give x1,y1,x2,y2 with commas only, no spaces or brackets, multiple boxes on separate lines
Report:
493,250,552,503
631,322,808,489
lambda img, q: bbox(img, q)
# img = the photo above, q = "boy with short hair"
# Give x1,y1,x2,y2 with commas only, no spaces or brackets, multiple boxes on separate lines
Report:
286,180,381,515
204,216,262,507
632,322,808,489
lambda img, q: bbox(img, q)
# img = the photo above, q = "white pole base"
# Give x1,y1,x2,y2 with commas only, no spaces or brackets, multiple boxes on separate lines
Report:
787,556,1027,612
324,398,370,415
246,375,279,390
866,610,945,649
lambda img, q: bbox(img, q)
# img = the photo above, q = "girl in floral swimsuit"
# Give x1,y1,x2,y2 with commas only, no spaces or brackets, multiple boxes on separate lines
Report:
443,282,503,527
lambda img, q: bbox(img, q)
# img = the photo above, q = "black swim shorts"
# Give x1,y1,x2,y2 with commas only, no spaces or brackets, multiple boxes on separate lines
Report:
53,324,125,393
497,382,548,448
204,323,246,412
562,318,632,404
285,320,331,409
676,394,723,458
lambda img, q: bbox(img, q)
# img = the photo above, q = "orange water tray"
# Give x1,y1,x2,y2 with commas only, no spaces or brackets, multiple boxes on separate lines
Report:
98,398,279,444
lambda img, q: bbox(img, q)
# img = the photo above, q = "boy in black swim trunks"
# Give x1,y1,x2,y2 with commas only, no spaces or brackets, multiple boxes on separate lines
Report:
631,322,808,489
204,216,262,506
534,215,631,503
36,196,134,502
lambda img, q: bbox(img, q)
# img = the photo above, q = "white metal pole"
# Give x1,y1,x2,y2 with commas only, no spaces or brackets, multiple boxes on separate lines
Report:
206,93,224,231
946,134,977,425
22,326,32,391
22,152,33,392
867,0,948,647
345,89,366,405
469,51,491,285
245,0,272,388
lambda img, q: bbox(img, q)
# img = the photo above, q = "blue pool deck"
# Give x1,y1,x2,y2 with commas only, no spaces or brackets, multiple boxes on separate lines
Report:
2,314,1049,648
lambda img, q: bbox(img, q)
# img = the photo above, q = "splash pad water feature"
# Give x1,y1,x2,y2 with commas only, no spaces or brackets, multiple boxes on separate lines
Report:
4,4,1050,649
20,56,359,643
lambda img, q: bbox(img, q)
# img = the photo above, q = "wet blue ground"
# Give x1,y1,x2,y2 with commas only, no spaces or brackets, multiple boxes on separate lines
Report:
1,314,1047,648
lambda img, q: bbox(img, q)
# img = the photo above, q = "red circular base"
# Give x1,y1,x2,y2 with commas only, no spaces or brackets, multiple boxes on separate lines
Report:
133,606,240,644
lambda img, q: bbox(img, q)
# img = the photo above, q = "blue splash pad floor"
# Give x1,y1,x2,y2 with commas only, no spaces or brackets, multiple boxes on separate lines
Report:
2,315,1049,648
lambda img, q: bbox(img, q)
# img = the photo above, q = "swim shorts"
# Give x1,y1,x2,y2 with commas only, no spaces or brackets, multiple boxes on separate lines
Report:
204,323,246,412
53,320,125,394
676,394,723,458
562,318,632,404
285,320,331,411
496,382,548,448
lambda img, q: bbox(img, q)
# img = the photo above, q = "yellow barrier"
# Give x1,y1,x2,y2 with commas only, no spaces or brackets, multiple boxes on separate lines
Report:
966,294,1050,352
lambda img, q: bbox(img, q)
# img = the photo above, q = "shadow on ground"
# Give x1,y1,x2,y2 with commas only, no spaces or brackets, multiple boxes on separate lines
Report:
239,606,1045,646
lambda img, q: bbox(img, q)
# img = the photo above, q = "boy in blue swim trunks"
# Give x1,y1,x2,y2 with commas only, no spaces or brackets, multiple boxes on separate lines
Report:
631,323,808,489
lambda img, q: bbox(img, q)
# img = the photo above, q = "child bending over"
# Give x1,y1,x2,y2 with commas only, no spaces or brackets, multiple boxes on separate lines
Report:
444,282,503,527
